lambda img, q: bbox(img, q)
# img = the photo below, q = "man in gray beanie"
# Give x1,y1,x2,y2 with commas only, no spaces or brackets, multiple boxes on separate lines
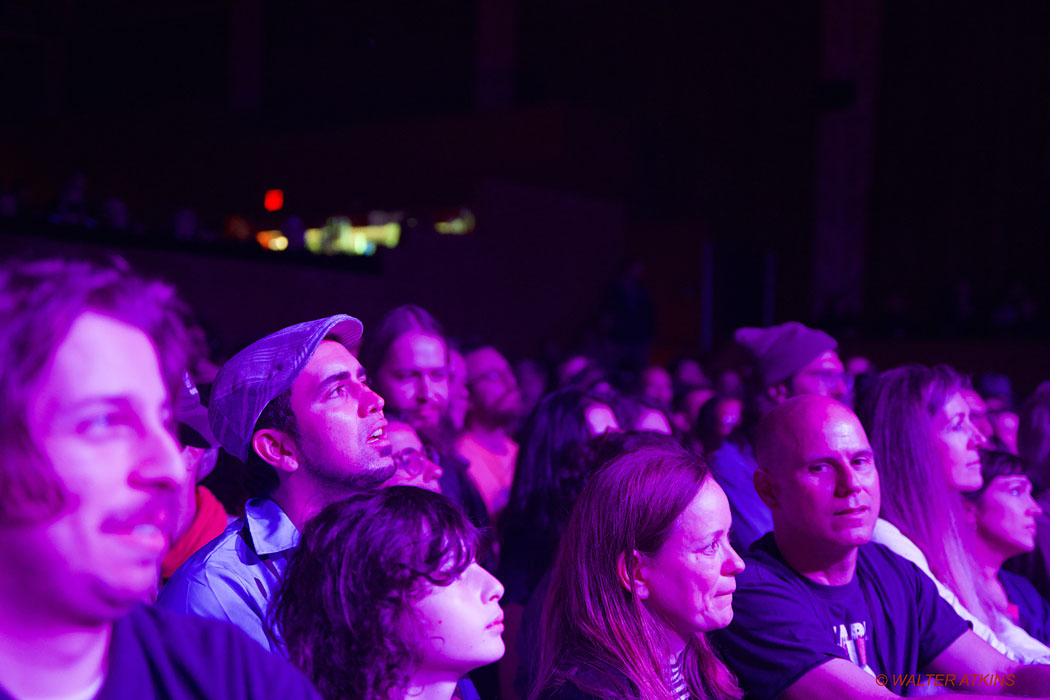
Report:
711,321,849,551
734,321,848,410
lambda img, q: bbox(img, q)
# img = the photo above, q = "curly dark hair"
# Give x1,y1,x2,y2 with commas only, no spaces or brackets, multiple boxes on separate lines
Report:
270,487,480,700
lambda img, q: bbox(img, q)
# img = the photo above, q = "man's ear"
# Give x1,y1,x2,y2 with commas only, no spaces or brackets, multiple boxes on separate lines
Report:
616,550,651,600
753,468,780,510
251,429,300,474
765,383,789,406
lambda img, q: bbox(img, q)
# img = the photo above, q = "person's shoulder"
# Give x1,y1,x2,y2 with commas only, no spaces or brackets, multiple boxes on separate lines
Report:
999,569,1049,611
870,518,931,570
856,538,928,583
119,606,318,698
174,517,246,570
999,568,1036,591
124,604,260,654
736,534,804,587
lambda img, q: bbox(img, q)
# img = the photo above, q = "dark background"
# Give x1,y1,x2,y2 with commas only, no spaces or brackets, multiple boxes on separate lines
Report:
2,1,1049,386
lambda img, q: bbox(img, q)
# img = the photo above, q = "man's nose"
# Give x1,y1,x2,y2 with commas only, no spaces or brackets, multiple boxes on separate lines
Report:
837,464,863,493
361,383,384,415
131,420,185,490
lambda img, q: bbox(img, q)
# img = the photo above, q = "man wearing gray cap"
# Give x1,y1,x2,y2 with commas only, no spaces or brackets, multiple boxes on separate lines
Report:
711,321,849,551
158,314,394,652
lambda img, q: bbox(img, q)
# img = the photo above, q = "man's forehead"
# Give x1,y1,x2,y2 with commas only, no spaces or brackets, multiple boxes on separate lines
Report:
295,340,360,385
761,398,870,469
391,332,446,366
39,311,162,398
794,405,871,457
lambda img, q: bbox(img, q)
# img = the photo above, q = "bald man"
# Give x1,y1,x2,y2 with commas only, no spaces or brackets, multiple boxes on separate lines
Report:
710,396,1050,699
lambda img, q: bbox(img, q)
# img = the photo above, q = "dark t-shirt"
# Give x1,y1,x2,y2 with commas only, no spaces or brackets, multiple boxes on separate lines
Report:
709,533,969,699
0,605,319,700
1000,569,1050,646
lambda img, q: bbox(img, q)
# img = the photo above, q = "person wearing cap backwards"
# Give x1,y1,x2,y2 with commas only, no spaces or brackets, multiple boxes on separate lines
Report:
158,312,395,652
710,321,849,550
0,257,319,699
159,373,233,586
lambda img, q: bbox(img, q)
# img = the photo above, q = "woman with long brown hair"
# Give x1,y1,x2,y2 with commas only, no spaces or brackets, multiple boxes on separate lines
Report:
859,363,1050,664
532,445,744,700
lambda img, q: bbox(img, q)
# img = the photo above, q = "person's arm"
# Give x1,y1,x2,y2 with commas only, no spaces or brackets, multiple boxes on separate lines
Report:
781,649,1049,700
925,629,1050,698
780,659,900,700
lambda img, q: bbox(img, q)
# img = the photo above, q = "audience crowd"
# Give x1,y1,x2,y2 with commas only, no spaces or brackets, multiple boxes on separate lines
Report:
3,252,1050,699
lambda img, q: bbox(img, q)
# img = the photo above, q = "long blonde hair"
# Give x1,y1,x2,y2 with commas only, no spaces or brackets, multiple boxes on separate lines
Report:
858,364,998,628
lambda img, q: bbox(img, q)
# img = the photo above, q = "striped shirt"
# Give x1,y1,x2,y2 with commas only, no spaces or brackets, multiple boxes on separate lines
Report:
669,654,691,700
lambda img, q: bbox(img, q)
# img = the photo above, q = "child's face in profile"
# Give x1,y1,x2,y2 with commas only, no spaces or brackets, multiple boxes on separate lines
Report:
411,561,506,677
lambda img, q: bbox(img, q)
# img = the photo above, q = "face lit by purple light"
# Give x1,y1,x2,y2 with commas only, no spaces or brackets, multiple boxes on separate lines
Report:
12,312,184,621
285,340,395,489
974,475,1042,559
931,392,987,491
466,346,523,424
789,350,848,401
641,366,673,410
412,561,506,677
759,400,880,553
375,332,449,434
385,421,443,493
637,478,744,650
961,389,993,443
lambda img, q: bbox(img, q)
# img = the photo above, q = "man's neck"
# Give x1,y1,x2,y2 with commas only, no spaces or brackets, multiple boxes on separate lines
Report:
0,597,111,699
271,480,344,532
773,529,859,586
463,418,511,454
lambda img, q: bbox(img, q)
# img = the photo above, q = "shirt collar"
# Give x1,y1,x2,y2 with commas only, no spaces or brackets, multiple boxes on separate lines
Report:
244,498,300,556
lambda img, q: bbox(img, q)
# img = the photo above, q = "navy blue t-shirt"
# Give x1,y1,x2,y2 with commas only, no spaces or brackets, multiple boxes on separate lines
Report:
709,533,969,699
1000,569,1050,646
0,604,319,700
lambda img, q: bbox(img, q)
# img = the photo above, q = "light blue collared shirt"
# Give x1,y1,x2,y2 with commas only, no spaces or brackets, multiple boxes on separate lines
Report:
157,498,299,653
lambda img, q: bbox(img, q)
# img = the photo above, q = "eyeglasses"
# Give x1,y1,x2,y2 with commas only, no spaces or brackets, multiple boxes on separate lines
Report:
392,447,429,476
467,368,516,387
798,370,855,392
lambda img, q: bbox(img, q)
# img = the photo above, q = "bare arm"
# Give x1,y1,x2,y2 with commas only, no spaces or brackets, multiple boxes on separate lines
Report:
779,659,899,700
925,630,1050,698
780,645,1050,700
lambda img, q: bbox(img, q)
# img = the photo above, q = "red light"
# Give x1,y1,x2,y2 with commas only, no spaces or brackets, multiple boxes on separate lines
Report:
264,189,284,212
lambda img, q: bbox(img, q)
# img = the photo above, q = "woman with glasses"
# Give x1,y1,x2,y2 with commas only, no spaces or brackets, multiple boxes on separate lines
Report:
386,420,443,493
